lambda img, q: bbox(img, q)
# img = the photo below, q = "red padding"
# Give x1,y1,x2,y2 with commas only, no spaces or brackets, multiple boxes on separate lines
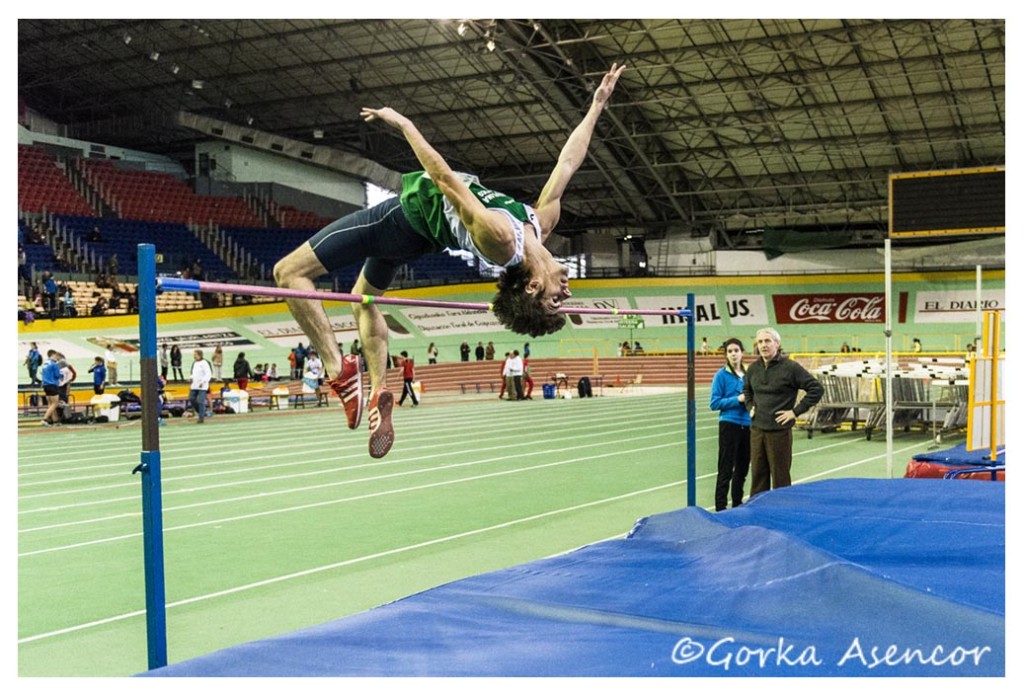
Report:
905,459,1005,481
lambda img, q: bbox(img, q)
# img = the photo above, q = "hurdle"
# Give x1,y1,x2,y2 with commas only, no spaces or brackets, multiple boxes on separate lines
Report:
135,243,696,670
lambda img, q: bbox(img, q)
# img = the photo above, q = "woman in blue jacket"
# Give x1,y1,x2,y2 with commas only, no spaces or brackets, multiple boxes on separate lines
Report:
709,338,751,511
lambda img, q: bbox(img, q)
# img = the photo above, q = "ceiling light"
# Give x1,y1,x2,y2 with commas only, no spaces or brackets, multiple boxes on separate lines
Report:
486,38,496,52
191,79,204,89
123,34,132,45
149,51,160,61
171,64,180,74
246,116,254,125
313,129,324,139
224,98,233,108
457,22,467,36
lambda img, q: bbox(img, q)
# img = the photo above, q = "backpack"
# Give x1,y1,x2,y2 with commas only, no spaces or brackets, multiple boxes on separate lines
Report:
577,376,593,398
118,390,142,405
59,403,78,423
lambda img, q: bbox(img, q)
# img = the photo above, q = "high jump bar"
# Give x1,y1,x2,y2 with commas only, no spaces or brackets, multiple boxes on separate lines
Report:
156,277,693,318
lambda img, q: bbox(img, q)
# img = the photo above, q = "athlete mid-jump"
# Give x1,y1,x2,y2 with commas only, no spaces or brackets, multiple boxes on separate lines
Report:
274,64,626,458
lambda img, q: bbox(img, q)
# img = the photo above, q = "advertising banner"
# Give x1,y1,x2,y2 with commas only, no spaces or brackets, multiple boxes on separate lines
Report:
914,290,1005,323
400,307,503,336
633,295,770,326
772,293,885,324
562,298,634,328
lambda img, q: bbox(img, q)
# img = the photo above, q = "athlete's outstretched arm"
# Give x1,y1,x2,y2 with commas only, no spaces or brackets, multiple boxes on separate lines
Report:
534,63,626,238
361,107,515,264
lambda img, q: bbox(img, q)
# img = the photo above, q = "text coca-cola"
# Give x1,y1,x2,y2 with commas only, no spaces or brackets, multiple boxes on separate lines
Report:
773,294,885,323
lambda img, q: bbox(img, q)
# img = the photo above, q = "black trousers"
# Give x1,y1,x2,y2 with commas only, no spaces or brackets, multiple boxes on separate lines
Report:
399,377,418,405
715,421,751,511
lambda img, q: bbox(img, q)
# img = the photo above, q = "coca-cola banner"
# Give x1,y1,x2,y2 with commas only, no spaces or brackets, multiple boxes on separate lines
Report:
773,293,885,324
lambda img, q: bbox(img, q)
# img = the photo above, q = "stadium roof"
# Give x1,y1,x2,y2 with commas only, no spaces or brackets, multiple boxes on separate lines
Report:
18,18,1005,247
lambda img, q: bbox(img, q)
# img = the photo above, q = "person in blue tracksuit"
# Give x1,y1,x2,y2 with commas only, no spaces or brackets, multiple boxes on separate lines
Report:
709,337,751,511
40,350,63,426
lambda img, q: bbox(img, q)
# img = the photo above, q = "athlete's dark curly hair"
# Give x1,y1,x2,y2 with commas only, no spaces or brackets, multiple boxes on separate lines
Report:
491,265,566,337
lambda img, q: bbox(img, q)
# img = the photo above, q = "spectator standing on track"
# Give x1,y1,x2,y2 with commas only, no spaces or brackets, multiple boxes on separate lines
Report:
40,350,62,426
396,351,419,407
189,349,213,423
350,339,366,372
288,348,298,380
233,352,254,392
104,343,120,387
506,349,525,400
159,342,169,380
57,354,76,418
25,342,42,386
460,341,470,362
709,338,751,511
88,357,107,395
475,342,485,361
485,341,496,360
306,349,325,398
294,342,307,379
743,327,823,497
211,345,224,382
523,356,535,399
427,342,438,364
170,343,184,382
498,352,511,400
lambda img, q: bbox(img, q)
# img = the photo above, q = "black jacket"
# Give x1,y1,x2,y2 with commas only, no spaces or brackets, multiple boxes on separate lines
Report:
233,358,253,380
742,351,823,430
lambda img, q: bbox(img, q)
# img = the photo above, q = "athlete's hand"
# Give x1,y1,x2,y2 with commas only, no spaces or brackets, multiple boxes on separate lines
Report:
592,63,626,109
360,107,410,130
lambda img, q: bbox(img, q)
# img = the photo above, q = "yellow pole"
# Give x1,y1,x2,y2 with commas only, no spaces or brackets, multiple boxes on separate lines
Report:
988,312,1000,461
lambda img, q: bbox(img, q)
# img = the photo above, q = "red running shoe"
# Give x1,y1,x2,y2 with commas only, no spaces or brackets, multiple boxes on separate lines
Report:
367,389,394,458
328,354,363,430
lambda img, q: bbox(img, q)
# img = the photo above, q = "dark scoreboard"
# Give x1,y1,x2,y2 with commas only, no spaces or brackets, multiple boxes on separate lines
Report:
889,166,1004,238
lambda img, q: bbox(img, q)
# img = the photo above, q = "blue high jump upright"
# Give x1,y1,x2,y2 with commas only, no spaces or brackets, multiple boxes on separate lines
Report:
135,244,168,669
686,293,696,507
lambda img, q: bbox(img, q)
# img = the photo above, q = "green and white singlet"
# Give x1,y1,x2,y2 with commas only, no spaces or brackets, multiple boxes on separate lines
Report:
399,171,541,270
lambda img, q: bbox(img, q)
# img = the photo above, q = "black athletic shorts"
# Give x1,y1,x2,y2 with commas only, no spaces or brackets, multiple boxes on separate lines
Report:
307,198,437,290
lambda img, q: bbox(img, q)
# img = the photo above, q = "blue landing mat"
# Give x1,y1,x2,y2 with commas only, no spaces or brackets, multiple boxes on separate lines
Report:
141,478,1004,677
911,442,1005,467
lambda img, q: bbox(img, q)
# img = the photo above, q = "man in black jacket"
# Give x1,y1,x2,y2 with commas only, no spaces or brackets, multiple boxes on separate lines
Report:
742,327,823,497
